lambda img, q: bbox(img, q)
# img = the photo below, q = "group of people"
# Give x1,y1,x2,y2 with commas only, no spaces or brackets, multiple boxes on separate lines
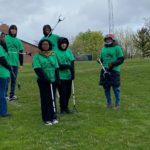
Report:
0,24,124,126
33,25,75,125
0,24,75,126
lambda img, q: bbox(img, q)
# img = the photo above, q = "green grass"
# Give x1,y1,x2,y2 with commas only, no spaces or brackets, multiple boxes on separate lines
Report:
0,58,150,150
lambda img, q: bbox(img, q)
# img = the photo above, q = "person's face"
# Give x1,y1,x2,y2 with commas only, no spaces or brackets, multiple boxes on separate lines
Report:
0,33,5,43
60,43,67,50
106,38,113,43
10,29,17,35
44,27,51,35
41,41,50,51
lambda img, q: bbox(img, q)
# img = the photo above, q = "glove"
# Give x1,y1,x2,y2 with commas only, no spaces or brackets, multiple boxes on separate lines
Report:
40,77,51,84
9,67,13,72
71,74,74,80
96,58,100,64
108,63,114,70
103,70,111,79
70,69,75,80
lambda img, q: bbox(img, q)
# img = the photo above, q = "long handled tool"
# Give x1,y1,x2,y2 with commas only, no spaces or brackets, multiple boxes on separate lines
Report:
72,80,78,112
50,83,56,113
98,58,107,73
98,58,111,78
47,14,65,37
11,70,21,90
9,51,32,56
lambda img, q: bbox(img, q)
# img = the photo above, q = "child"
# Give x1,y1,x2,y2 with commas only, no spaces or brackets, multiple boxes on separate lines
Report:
32,39,59,125
55,37,75,114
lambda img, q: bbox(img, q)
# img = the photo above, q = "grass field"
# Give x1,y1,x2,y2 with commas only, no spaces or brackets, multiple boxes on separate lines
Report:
0,58,150,150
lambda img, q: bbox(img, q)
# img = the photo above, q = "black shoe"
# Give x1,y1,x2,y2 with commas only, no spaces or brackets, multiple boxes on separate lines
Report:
0,113,11,117
9,95,17,101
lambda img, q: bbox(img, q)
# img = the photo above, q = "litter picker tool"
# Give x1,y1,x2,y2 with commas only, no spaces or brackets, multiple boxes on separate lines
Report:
98,58,111,78
9,51,32,56
50,83,56,113
47,14,65,37
72,80,78,112
11,70,21,90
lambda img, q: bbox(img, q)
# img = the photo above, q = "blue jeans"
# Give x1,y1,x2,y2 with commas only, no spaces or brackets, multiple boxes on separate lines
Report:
103,85,120,106
6,66,18,97
0,78,8,115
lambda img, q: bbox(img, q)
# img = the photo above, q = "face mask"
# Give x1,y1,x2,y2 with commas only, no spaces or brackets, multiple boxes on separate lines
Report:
105,41,113,45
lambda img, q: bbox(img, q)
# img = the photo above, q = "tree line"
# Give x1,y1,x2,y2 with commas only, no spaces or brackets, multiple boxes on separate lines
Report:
69,18,150,59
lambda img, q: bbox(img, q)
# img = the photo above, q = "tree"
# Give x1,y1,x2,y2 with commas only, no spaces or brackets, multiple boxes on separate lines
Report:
70,30,104,60
115,28,137,58
133,18,150,57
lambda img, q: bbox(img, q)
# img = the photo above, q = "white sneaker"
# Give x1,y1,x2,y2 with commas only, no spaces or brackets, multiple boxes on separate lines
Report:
6,97,10,101
9,95,17,101
45,121,53,125
52,119,59,124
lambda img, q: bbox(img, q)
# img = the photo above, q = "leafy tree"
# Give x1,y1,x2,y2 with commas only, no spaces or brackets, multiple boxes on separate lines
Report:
70,30,104,59
133,18,150,57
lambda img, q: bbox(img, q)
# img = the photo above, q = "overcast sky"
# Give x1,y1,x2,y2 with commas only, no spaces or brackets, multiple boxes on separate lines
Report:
0,0,150,44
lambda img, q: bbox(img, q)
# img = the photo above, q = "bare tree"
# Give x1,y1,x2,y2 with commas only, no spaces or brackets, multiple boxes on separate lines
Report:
115,28,137,58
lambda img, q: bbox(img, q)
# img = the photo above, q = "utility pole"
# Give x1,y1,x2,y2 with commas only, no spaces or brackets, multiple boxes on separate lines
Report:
108,0,114,34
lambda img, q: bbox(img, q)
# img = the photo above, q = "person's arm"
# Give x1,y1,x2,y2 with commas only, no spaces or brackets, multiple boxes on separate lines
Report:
59,64,71,70
0,56,12,71
55,68,61,84
70,61,75,80
55,68,59,80
19,50,24,66
34,68,49,81
109,57,124,70
1,43,8,52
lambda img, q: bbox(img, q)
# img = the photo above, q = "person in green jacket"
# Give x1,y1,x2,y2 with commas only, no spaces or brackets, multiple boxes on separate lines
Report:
32,39,59,125
0,33,12,117
55,37,75,114
97,34,124,109
5,25,24,101
41,24,59,51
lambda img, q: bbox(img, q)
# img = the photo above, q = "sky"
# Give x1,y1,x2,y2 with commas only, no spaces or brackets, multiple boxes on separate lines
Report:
0,0,150,44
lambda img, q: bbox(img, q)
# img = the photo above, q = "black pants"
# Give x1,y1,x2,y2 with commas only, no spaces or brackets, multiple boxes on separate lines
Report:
37,79,57,122
6,66,18,97
57,80,72,112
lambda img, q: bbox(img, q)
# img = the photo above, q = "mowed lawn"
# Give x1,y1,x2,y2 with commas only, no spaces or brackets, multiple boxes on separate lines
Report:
0,58,150,150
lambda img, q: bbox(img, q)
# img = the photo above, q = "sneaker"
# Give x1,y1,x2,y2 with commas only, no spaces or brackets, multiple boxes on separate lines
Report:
113,105,120,110
52,119,59,124
9,95,17,101
44,121,53,126
6,96,10,101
